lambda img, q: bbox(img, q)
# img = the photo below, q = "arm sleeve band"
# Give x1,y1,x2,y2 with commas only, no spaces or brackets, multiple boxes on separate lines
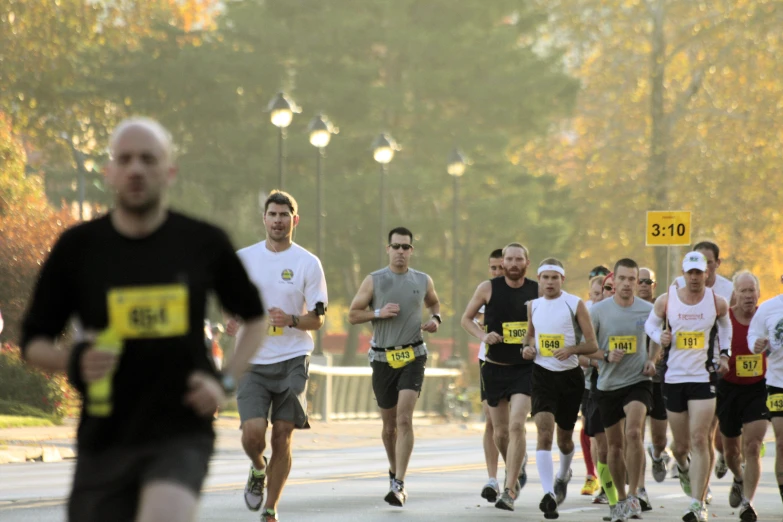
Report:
716,312,733,358
645,310,664,345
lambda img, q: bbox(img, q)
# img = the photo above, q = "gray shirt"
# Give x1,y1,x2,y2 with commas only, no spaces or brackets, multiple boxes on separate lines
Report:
592,296,654,391
370,267,429,349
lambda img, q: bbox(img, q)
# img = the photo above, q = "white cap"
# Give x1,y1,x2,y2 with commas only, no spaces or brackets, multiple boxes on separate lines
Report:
682,251,707,272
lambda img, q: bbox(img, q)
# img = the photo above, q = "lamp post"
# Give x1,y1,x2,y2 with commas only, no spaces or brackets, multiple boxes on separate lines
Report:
372,133,398,267
447,148,467,359
267,92,300,190
308,113,336,356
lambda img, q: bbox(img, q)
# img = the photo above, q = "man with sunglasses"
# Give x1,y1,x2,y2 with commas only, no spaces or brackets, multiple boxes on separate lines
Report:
227,190,329,522
349,226,441,507
462,243,539,510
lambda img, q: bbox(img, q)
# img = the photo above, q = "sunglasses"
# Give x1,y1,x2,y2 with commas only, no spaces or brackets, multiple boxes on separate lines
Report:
389,243,413,251
603,285,614,291
639,278,655,285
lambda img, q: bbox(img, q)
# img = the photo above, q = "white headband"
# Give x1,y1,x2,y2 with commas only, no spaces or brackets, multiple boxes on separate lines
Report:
537,264,565,277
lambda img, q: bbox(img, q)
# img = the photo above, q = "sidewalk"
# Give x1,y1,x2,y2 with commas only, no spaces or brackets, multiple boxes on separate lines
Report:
0,415,497,464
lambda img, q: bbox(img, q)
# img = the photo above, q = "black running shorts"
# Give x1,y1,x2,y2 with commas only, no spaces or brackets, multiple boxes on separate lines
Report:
371,355,427,410
480,361,532,407
531,364,584,431
662,382,715,414
716,379,769,438
594,381,653,429
649,380,667,421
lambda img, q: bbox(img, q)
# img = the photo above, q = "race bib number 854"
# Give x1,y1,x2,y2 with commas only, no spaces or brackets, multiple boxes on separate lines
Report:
108,285,189,338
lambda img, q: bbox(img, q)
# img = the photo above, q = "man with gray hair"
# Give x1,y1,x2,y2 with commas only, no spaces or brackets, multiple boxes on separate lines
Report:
715,270,767,521
20,117,267,522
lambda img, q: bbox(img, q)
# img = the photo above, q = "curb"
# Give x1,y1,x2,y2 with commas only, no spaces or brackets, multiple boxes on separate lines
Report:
0,445,75,464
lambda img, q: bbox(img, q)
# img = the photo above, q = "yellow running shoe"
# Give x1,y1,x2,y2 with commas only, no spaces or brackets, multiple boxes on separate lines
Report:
581,475,600,496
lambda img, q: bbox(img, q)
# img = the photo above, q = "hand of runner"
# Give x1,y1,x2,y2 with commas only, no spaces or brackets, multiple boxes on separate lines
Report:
522,345,536,359
753,337,769,354
483,331,502,345
225,318,241,337
642,359,657,376
608,349,625,363
269,307,292,327
81,348,118,382
717,357,730,376
421,319,439,333
184,371,225,417
552,346,572,361
660,330,672,347
379,303,400,318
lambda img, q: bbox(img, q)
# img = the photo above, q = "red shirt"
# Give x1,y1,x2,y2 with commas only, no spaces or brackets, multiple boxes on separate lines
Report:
723,307,766,385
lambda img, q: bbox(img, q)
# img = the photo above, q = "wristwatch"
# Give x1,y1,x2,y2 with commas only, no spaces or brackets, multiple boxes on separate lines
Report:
374,309,381,318
603,351,610,363
290,315,300,328
220,373,237,395
431,314,442,324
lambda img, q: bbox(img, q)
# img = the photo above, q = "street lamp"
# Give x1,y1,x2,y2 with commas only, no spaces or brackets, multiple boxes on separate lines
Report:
447,148,467,359
372,133,399,267
308,113,336,356
267,92,301,190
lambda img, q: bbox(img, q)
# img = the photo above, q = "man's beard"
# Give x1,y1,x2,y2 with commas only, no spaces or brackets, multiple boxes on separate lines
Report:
505,267,526,281
117,192,160,216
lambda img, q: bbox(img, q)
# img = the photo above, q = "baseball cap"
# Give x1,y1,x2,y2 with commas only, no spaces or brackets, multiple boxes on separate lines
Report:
682,251,707,272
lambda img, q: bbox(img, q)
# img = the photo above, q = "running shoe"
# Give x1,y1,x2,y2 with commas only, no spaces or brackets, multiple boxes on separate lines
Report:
539,492,559,519
682,500,707,522
554,468,572,505
261,508,278,522
481,478,499,503
244,457,268,511
677,463,691,497
384,479,407,507
518,452,528,490
495,488,517,511
647,445,668,483
637,487,652,512
610,499,628,522
738,500,758,522
728,478,743,508
626,495,642,519
593,488,609,504
705,485,712,505
582,475,601,495
714,452,728,479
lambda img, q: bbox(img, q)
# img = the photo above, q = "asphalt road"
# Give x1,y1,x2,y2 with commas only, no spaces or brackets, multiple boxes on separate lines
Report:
1,428,782,521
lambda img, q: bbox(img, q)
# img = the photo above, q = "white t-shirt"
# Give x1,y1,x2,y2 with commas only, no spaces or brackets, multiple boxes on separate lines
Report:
531,291,583,372
748,295,783,388
237,241,328,365
675,274,733,302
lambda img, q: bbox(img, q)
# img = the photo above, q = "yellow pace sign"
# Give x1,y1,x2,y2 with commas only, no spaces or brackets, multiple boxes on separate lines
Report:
645,211,691,246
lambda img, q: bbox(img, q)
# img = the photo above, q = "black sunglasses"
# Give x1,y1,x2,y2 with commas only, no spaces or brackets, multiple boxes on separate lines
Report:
639,278,655,285
603,285,614,291
389,243,413,251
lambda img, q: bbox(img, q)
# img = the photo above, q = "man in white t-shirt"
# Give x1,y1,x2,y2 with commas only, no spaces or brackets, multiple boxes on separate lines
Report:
748,289,783,511
226,191,328,522
474,248,506,502
674,241,733,492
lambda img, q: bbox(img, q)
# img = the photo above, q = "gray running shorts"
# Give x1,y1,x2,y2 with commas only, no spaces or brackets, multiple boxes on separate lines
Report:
237,355,310,429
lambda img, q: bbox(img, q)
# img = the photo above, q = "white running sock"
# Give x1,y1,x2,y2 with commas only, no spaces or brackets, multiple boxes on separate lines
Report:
537,450,555,495
557,448,575,480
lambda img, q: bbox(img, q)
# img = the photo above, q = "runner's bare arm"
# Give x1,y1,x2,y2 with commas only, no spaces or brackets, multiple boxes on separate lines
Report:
23,338,70,372
522,301,537,359
461,281,493,342
423,275,440,314
348,275,378,325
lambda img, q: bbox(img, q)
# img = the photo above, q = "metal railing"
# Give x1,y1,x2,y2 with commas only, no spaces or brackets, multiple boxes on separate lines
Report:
306,354,461,421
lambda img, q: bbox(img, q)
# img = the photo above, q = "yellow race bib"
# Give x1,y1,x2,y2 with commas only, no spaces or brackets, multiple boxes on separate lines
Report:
502,321,528,344
108,285,189,338
386,347,415,369
267,324,284,337
676,331,704,350
609,336,637,354
736,354,762,377
768,393,783,413
539,334,565,357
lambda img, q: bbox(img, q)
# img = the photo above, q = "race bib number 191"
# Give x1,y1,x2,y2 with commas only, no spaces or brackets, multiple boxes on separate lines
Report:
108,285,189,338
676,331,704,350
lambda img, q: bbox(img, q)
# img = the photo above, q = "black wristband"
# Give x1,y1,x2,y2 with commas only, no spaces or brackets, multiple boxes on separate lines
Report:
603,351,610,363
719,349,729,358
67,341,91,395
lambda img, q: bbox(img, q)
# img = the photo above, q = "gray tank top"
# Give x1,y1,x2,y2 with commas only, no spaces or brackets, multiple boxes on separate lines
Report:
370,267,429,348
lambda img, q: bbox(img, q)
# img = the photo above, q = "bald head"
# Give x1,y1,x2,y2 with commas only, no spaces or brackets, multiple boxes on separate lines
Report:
110,118,173,162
